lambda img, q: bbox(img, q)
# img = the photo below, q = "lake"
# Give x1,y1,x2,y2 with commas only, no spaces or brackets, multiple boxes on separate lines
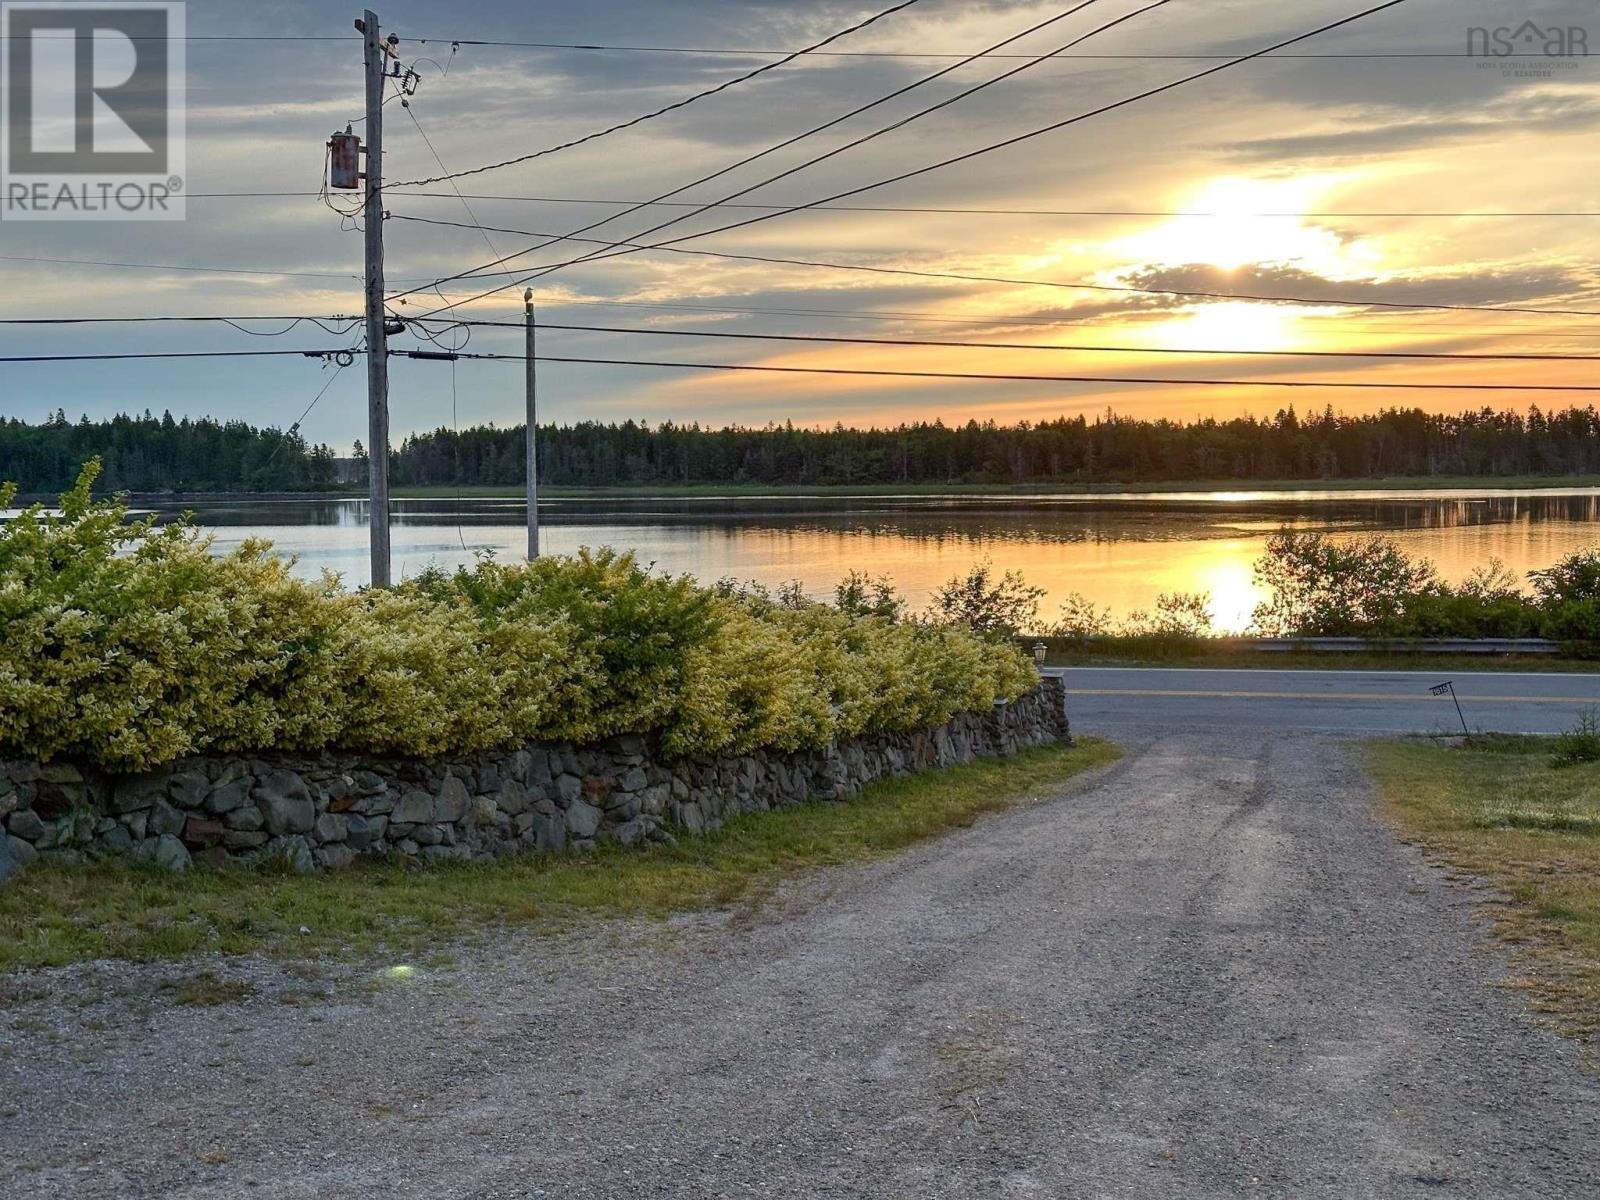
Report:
143,488,1600,634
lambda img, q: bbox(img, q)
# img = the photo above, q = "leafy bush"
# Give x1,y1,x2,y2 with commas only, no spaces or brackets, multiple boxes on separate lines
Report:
1552,708,1600,768
1399,590,1544,639
0,462,1036,770
1532,550,1600,606
834,571,906,622
928,561,1045,639
1249,534,1600,647
1541,598,1600,648
1123,592,1214,639
1046,593,1113,641
1251,532,1441,636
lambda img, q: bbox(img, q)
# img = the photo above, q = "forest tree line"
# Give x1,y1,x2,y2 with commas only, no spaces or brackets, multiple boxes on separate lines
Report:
0,411,342,494
7,405,1600,494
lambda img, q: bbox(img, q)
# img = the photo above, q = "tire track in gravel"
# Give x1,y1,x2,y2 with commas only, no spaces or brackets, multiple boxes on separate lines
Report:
3,732,1598,1198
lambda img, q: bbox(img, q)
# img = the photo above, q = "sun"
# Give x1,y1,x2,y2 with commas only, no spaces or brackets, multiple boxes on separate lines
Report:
1108,175,1378,278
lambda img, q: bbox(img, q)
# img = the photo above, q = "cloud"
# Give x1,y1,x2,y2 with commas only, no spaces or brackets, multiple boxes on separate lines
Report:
1222,89,1600,162
1116,261,1598,312
9,0,1600,441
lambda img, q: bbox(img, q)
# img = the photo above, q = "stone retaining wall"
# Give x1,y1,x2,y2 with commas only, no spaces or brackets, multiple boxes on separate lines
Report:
0,678,1068,881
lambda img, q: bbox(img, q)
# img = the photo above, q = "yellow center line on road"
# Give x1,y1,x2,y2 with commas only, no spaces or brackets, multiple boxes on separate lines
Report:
1062,688,1600,705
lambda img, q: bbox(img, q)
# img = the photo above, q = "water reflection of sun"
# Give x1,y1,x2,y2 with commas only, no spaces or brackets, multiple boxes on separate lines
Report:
1193,545,1274,633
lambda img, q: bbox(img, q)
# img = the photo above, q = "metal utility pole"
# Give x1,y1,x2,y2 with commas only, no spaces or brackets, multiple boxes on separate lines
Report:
525,288,539,560
358,10,393,586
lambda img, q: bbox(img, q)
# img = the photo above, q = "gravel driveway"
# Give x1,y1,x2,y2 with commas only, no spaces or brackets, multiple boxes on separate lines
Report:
3,731,1598,1198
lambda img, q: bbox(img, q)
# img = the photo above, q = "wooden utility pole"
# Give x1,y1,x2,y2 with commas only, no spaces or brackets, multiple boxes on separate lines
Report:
358,10,392,586
525,288,540,559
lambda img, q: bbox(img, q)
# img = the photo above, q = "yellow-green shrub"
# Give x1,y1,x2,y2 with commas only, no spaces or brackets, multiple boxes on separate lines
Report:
0,462,1038,770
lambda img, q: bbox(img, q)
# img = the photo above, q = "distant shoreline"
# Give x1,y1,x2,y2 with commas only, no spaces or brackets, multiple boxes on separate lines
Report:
47,473,1600,505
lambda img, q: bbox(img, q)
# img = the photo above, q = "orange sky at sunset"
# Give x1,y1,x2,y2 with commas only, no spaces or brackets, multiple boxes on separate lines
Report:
4,0,1599,443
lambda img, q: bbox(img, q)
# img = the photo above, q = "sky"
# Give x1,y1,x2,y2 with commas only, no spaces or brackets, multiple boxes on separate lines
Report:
3,0,1599,450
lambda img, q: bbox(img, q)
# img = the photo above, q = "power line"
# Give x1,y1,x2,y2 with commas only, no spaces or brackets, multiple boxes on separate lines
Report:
386,0,927,188
14,344,1600,386
389,0,1132,304
1,34,354,42
0,253,363,281
530,296,1600,337
0,314,356,325
170,190,1600,219
13,302,1599,340
0,252,448,285
393,350,1600,392
401,101,504,271
0,30,1580,61
392,212,1600,321
392,37,1574,61
0,349,358,363
430,319,1600,363
287,359,353,434
380,192,1600,220
513,0,1181,294
411,0,1424,316
475,0,1424,299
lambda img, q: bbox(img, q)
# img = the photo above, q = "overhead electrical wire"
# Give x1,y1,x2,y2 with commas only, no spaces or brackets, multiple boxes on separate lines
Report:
3,33,354,42
400,100,505,295
1,28,1570,60
402,105,496,251
0,253,364,281
386,0,927,188
286,358,352,434
407,0,1423,316
421,319,1600,363
0,314,357,327
0,349,359,363
392,36,1555,61
392,0,1139,304
0,252,449,285
392,212,1600,321
379,192,1600,220
440,0,1184,297
513,296,1600,338
13,303,1590,339
390,350,1600,393
166,190,1600,220
15,345,1600,388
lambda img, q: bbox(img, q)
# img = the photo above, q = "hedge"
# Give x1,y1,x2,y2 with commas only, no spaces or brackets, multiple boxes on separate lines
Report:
0,462,1037,771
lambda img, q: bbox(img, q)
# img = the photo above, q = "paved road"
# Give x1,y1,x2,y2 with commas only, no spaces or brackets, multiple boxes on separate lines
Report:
1050,666,1600,735
5,731,1598,1198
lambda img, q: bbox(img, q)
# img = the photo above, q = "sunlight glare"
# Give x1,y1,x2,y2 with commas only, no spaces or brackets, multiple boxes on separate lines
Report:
1109,175,1377,277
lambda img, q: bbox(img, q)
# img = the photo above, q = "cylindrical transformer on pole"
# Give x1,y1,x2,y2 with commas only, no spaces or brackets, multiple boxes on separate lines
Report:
328,128,361,190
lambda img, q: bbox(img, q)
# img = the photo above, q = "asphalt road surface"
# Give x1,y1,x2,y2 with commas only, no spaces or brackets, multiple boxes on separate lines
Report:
1050,665,1600,735
5,730,1598,1198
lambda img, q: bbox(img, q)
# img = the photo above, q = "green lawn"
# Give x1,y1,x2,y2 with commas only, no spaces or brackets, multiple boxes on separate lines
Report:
0,740,1119,971
1369,738,1600,1042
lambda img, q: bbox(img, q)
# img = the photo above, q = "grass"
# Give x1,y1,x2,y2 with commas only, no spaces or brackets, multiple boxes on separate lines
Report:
0,740,1119,972
1368,737,1600,1044
380,475,1600,501
166,970,257,1007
